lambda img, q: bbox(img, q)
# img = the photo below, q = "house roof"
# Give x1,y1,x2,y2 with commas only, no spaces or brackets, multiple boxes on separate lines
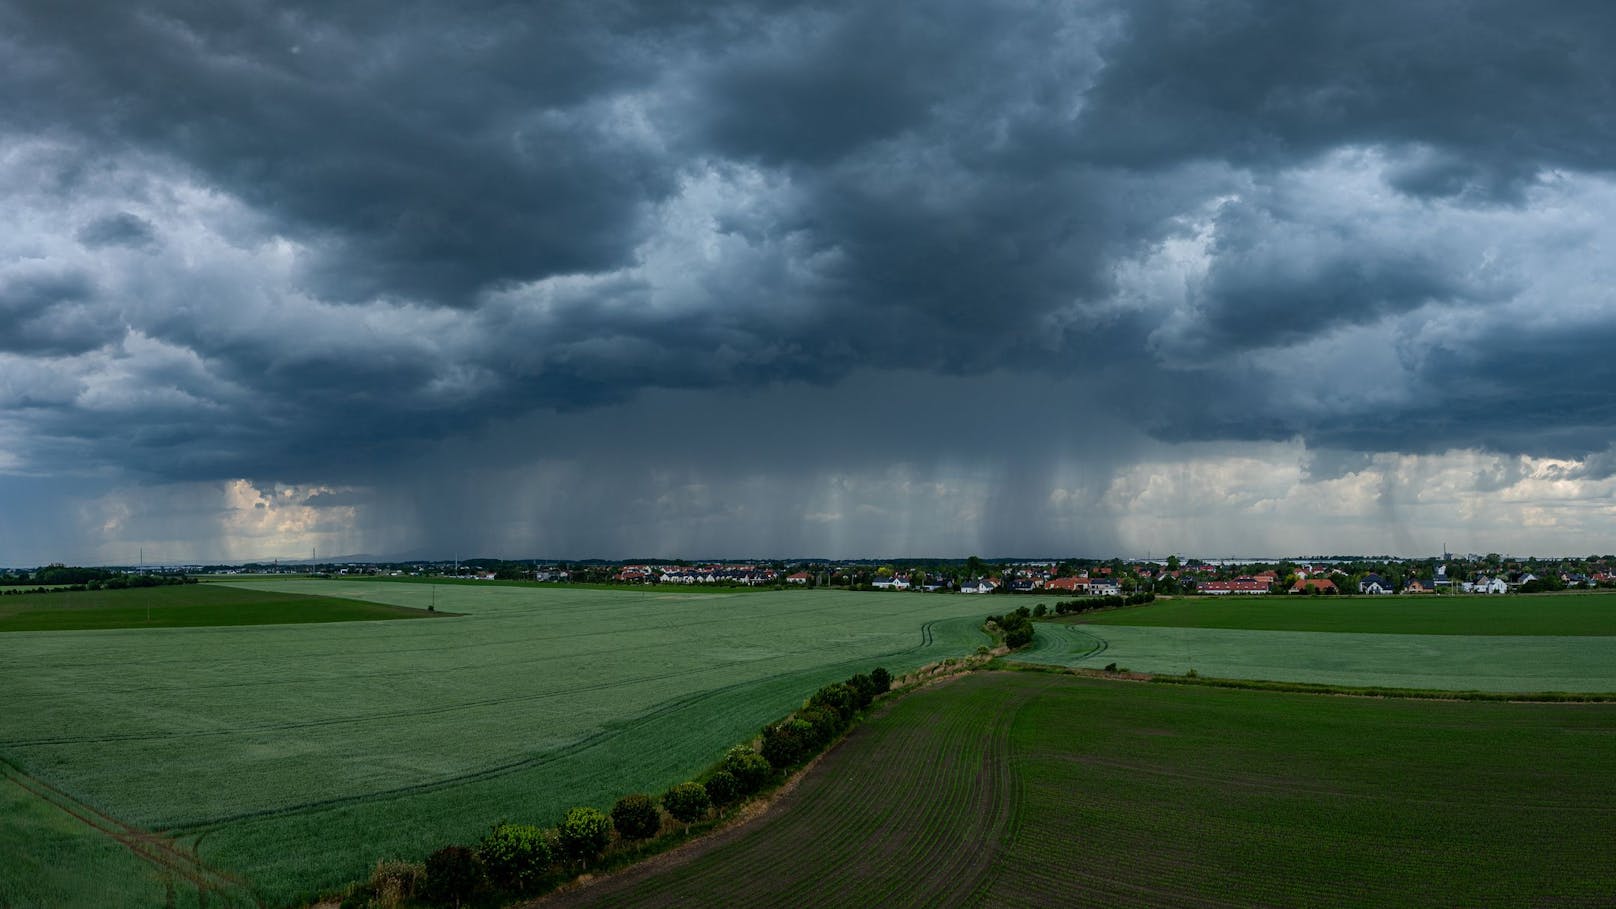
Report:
1291,578,1337,591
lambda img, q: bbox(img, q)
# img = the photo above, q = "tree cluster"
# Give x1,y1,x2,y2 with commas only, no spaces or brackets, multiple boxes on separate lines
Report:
0,572,197,596
987,607,1035,649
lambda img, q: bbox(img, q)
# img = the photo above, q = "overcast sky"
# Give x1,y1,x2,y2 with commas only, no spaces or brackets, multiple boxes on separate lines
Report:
5,0,1616,564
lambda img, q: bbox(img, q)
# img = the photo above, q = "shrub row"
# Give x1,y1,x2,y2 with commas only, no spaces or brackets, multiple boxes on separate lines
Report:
343,664,894,908
760,667,891,770
1051,592,1154,615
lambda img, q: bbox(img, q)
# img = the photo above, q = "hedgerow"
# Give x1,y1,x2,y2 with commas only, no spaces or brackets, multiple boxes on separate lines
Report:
347,662,904,906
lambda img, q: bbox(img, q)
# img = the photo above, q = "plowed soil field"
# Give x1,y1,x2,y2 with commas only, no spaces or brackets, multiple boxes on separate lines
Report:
547,671,1616,908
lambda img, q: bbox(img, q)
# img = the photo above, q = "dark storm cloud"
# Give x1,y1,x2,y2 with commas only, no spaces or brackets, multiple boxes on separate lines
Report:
1074,1,1616,192
0,267,120,355
0,0,698,303
1171,193,1504,353
3,0,1616,501
76,212,159,250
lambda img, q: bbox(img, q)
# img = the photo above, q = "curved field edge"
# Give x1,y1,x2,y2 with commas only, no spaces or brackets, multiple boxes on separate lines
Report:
1074,592,1616,635
1016,622,1616,693
542,670,1616,909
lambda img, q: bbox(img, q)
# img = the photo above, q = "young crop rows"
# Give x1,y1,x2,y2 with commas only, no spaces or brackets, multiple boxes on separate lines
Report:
552,671,1616,908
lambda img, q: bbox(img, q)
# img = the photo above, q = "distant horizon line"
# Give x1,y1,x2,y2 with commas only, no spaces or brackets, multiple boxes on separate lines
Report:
6,551,1585,571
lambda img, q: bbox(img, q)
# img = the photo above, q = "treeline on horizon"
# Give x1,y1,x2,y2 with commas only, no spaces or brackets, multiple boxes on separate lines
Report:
11,552,1616,593
0,564,196,592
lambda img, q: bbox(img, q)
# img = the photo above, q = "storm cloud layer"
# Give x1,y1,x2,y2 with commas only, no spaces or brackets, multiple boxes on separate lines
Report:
4,1,1616,560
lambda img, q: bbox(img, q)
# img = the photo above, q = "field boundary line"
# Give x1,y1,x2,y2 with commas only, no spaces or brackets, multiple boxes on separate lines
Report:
997,661,1616,702
1149,672,1616,702
0,755,255,905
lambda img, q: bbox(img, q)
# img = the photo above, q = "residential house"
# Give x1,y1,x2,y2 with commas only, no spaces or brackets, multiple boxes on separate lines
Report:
1084,578,1122,596
1290,578,1337,594
785,571,812,585
1402,578,1435,594
1358,574,1392,595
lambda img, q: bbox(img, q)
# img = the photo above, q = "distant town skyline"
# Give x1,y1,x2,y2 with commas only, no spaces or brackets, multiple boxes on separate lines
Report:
6,2,1616,563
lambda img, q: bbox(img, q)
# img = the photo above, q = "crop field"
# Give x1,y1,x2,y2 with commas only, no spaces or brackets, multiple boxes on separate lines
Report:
0,582,991,907
553,670,1616,908
1020,622,1616,692
1078,591,1616,635
0,583,440,632
1035,594,1616,692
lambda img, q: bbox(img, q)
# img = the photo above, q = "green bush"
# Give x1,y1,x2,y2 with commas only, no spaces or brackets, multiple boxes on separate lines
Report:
800,704,844,742
611,793,661,840
847,673,877,709
761,720,809,769
662,781,711,830
720,746,775,793
422,845,486,907
795,706,839,748
704,770,740,807
556,806,613,868
994,608,1036,650
477,822,551,893
870,666,891,693
808,682,856,720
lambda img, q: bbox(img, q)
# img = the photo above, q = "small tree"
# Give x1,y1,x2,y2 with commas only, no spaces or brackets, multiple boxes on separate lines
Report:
704,770,740,807
611,793,661,841
1033,602,1047,618
662,781,711,832
798,705,843,745
870,666,891,694
423,845,487,907
478,822,551,894
846,673,876,709
720,746,775,794
808,682,856,720
556,807,612,869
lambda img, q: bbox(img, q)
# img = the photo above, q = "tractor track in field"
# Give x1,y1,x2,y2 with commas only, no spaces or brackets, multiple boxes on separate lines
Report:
164,620,953,834
1063,625,1109,660
0,756,253,907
